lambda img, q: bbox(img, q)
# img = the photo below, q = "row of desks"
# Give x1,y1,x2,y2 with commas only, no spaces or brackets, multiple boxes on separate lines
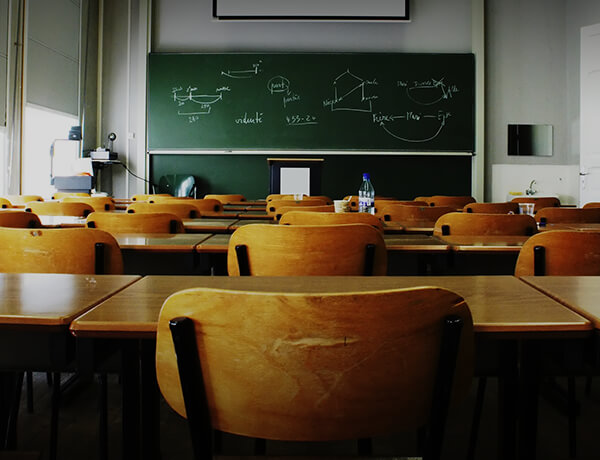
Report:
1,273,599,460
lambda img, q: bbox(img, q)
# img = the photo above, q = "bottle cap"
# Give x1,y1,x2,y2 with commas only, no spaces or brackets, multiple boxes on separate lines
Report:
362,173,370,180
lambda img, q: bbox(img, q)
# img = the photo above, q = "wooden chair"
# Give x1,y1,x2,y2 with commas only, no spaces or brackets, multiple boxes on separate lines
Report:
534,207,600,225
274,204,334,220
515,230,600,276
0,197,13,208
266,194,299,201
582,202,600,209
131,193,172,202
0,227,123,274
511,196,560,213
25,201,94,217
0,210,42,228
425,195,476,208
228,224,387,276
86,212,185,233
127,202,201,219
463,202,520,214
51,192,90,200
156,286,474,460
2,195,44,205
203,194,246,204
343,195,359,211
146,197,224,215
267,199,328,217
279,211,384,231
0,226,123,459
381,205,455,224
62,196,116,212
433,212,537,236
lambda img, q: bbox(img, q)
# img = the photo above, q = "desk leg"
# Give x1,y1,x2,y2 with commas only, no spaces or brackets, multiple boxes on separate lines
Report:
0,372,23,450
498,341,518,460
121,340,140,460
141,339,160,460
518,340,540,460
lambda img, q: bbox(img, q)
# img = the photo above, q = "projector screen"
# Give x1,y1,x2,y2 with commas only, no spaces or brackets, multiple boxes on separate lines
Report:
213,0,409,20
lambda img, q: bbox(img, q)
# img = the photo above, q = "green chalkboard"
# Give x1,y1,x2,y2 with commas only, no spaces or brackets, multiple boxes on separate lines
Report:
148,52,475,152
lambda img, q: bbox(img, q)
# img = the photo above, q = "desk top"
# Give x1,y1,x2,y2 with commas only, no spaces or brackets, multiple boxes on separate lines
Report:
113,233,213,252
383,234,450,252
182,218,238,233
0,273,140,327
69,275,591,339
438,235,530,252
538,223,600,232
521,276,600,329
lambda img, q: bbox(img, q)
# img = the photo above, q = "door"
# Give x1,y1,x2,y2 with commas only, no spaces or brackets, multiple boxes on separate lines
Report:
580,23,600,205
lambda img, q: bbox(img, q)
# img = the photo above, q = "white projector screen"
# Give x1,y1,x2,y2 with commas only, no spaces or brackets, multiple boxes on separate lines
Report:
213,0,409,20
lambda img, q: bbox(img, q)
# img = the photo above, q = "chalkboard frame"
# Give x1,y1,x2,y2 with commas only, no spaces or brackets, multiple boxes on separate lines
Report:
148,52,475,153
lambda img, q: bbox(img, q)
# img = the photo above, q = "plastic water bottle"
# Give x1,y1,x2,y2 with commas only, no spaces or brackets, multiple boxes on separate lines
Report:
358,173,375,214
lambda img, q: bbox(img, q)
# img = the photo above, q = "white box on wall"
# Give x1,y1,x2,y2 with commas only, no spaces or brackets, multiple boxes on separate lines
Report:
491,164,579,205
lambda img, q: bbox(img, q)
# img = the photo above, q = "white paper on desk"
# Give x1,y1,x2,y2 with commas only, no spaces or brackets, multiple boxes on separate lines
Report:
280,167,310,195
52,139,80,177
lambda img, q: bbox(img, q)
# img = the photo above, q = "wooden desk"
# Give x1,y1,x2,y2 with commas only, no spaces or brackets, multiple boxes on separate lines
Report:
521,276,600,329
70,275,590,339
38,215,86,227
0,273,140,453
384,219,435,234
182,217,238,233
439,235,530,253
113,233,212,252
70,275,590,460
538,223,600,232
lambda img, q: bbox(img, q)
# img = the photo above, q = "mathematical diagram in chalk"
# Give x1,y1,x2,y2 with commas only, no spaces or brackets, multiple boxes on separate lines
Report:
221,61,262,79
374,110,452,143
171,87,223,116
326,70,376,113
401,78,460,106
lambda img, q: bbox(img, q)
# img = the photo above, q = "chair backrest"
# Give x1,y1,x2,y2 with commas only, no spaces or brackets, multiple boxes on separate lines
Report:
433,212,537,236
583,202,600,209
267,199,328,217
51,192,91,200
534,207,600,225
147,197,224,215
274,205,334,221
127,202,201,219
0,198,13,209
426,196,476,208
279,211,383,231
511,196,560,213
62,196,116,212
203,194,246,204
3,195,44,205
343,195,359,211
463,202,520,214
374,200,428,216
156,286,473,455
86,211,185,233
25,201,94,217
131,193,172,202
514,231,600,276
381,205,455,223
0,210,42,228
0,227,123,274
228,224,387,276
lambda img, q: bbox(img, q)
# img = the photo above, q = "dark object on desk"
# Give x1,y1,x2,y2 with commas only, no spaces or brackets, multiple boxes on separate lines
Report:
158,174,196,197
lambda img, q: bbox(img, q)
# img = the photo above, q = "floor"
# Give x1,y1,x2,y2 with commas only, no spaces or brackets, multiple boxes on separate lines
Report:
10,372,600,459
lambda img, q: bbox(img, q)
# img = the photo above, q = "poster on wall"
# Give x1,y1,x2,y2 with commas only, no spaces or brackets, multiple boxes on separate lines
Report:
213,0,409,20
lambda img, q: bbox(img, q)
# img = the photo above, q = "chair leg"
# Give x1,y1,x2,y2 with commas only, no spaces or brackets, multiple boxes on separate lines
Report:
357,438,372,455
26,371,34,413
49,372,61,460
98,373,108,460
466,377,487,460
568,376,577,459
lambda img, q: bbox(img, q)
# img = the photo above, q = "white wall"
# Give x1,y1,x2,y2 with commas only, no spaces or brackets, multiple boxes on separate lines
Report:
152,0,472,53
